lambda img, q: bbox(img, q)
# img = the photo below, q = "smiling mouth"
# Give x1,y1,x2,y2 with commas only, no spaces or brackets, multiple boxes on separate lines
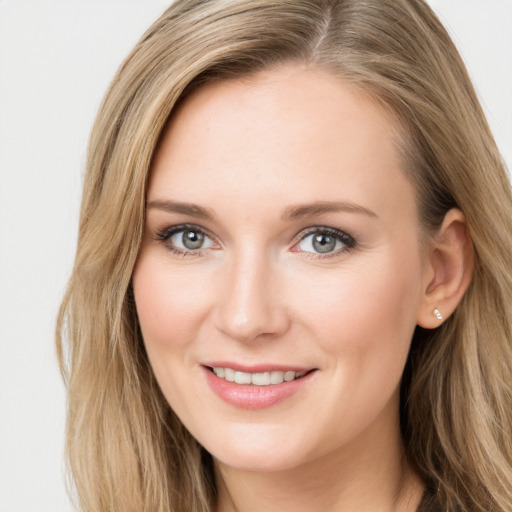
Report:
207,366,314,386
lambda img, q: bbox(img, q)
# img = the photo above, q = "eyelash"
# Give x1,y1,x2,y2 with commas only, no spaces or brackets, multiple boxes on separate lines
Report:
294,226,357,258
154,224,216,258
154,224,357,258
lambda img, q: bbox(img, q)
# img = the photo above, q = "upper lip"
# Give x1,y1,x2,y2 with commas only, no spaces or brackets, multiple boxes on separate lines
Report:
202,361,316,373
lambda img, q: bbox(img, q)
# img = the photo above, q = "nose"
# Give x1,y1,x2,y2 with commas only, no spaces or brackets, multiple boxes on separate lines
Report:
213,250,290,343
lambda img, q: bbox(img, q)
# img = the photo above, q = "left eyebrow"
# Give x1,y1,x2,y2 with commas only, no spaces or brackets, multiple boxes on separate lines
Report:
281,201,378,221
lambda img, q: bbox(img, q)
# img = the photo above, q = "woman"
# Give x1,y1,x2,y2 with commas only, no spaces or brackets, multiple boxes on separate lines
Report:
56,1,512,510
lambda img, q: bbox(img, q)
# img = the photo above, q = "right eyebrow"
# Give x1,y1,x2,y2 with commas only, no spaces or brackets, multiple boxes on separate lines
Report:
147,200,215,220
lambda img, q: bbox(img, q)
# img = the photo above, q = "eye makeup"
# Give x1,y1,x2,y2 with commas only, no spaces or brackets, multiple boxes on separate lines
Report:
154,222,357,260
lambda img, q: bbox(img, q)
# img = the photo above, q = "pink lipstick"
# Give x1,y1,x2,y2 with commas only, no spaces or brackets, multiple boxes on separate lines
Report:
202,363,316,410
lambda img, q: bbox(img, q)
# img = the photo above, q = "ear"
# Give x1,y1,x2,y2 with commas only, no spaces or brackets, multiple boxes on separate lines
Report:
417,209,473,329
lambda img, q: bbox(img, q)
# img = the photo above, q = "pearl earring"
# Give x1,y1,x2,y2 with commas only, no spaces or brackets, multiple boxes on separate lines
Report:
433,309,443,321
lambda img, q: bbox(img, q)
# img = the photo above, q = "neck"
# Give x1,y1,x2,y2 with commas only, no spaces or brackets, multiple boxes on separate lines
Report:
214,402,424,512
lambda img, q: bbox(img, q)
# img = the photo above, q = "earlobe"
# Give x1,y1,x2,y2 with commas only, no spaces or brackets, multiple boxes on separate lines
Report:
417,209,473,329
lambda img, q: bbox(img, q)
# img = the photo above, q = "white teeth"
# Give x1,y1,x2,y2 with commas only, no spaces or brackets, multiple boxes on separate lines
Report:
234,371,252,384
212,367,308,386
283,371,295,382
270,371,284,384
252,372,271,386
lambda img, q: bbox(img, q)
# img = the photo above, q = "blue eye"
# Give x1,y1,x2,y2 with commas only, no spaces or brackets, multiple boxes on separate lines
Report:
297,228,355,255
156,225,215,253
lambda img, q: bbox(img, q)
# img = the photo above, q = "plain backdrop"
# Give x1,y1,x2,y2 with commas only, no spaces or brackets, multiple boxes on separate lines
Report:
0,1,510,510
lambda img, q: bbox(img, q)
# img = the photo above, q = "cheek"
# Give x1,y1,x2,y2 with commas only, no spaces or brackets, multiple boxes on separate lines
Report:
132,251,211,356
132,251,216,417
286,253,423,445
292,250,422,375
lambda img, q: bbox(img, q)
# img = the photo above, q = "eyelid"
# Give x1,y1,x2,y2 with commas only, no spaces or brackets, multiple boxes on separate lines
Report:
291,226,356,256
154,223,219,254
154,223,213,239
153,223,356,258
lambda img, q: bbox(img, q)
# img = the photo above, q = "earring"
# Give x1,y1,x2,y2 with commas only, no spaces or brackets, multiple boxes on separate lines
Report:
433,308,443,321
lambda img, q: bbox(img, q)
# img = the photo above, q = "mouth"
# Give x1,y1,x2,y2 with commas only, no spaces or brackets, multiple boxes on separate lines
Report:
204,366,315,386
202,364,317,409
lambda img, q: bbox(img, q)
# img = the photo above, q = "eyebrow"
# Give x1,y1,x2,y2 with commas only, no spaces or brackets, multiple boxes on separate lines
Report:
281,201,378,221
147,199,377,221
147,200,215,220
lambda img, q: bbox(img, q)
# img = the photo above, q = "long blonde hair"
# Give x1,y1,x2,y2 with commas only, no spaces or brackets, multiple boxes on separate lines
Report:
57,1,512,510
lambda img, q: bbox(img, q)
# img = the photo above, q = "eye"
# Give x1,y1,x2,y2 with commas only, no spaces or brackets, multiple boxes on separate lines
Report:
295,228,355,255
155,225,216,254
171,228,213,250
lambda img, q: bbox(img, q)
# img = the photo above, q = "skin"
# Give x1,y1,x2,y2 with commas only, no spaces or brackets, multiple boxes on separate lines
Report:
132,65,472,511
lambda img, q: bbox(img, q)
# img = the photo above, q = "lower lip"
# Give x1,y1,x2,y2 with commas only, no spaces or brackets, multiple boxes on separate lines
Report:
202,367,315,410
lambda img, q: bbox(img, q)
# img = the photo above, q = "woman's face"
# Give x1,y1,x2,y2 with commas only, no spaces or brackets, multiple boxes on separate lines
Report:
133,65,430,472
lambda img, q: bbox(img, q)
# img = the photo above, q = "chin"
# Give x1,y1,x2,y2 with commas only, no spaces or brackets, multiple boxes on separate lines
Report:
202,425,311,473
213,449,305,473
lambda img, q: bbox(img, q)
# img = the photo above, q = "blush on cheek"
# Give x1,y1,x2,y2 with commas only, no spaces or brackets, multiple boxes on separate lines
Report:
133,253,218,360
300,257,419,359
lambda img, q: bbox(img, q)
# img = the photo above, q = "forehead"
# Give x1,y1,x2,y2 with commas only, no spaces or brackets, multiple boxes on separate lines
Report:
148,65,416,223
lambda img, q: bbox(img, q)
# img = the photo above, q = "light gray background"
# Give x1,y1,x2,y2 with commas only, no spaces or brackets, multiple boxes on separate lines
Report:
0,1,510,510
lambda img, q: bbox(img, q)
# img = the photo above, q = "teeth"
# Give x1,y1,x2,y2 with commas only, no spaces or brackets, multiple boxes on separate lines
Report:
212,367,307,386
270,371,284,384
252,372,271,386
284,371,295,382
234,371,252,385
